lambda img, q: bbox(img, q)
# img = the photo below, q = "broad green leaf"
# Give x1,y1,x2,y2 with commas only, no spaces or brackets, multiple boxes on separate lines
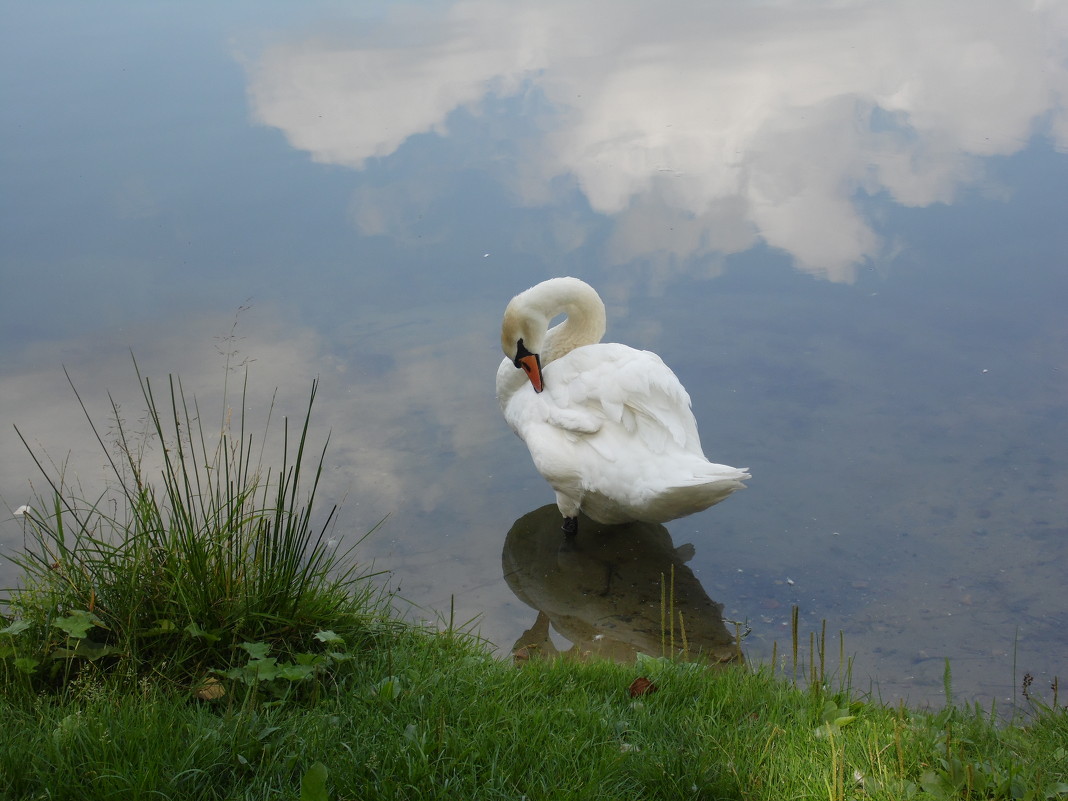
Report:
184,622,221,642
300,761,329,801
51,640,123,660
246,657,279,681
373,675,404,700
144,619,177,635
636,653,671,668
813,723,836,739
53,611,103,639
278,663,317,681
14,657,39,674
1,620,32,636
240,641,271,659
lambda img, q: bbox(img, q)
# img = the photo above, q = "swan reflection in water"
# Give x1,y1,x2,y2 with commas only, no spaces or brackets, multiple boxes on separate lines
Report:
502,505,743,666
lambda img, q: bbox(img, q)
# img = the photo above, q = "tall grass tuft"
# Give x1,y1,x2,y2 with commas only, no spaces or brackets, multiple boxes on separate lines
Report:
2,362,383,692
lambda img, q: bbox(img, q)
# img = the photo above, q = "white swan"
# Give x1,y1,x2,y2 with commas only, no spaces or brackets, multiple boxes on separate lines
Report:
496,277,749,533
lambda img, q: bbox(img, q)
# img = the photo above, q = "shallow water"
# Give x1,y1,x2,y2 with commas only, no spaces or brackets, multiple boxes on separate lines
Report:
2,1,1067,708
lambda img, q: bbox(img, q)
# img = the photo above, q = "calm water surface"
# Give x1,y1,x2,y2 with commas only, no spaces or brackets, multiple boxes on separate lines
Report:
2,1,1067,707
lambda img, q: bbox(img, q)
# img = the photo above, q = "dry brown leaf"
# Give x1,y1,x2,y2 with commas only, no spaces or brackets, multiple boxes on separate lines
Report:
628,676,658,697
193,677,225,701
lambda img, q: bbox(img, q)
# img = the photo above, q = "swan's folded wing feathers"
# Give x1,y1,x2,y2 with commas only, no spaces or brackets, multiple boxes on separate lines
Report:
571,346,701,454
544,406,602,435
543,346,697,452
503,386,601,440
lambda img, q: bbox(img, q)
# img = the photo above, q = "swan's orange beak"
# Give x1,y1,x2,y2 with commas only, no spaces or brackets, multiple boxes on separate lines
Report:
517,354,543,393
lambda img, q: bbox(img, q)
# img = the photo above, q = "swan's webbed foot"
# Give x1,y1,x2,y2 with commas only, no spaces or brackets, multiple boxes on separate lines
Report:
561,516,578,536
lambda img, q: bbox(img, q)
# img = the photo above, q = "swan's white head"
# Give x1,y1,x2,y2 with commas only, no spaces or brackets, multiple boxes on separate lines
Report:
501,299,548,392
501,277,607,394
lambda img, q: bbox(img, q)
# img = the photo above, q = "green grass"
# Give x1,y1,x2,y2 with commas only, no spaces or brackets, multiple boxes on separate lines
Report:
2,362,389,693
0,632,1065,800
2,365,1066,800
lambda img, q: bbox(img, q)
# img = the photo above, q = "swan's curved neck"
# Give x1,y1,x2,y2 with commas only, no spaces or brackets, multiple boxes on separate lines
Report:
544,299,605,364
521,278,607,365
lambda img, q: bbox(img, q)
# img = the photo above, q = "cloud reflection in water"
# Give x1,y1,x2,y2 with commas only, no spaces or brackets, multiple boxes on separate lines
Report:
243,0,1068,281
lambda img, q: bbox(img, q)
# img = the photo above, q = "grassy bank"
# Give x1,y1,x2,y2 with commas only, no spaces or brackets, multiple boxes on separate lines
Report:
1,627,1066,800
2,368,1066,800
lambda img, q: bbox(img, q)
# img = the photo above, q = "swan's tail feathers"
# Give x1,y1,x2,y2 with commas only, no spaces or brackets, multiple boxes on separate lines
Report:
641,465,749,522
691,462,750,490
706,464,750,482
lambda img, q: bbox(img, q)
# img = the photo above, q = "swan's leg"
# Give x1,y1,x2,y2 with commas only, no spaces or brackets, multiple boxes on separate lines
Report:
554,491,581,535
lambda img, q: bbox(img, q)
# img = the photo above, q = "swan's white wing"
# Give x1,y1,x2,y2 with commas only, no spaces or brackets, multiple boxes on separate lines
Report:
545,343,703,457
498,343,703,462
497,355,602,439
